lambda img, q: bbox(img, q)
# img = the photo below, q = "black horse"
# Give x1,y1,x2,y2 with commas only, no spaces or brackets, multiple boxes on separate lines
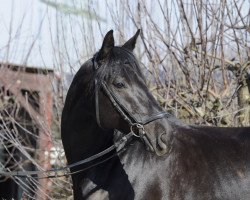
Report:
61,30,250,200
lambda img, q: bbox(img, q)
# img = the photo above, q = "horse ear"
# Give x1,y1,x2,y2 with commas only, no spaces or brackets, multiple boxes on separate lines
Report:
122,29,140,51
97,30,114,61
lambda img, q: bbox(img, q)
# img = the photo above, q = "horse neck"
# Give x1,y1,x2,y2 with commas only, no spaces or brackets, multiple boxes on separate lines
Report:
61,99,114,165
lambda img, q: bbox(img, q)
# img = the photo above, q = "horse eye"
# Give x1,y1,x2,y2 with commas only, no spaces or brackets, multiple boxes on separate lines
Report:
114,82,125,89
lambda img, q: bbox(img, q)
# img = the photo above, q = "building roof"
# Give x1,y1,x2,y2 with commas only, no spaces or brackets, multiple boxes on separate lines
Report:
0,62,54,75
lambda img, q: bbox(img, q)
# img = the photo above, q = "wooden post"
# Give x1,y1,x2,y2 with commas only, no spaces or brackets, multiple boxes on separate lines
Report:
0,64,54,199
36,90,53,200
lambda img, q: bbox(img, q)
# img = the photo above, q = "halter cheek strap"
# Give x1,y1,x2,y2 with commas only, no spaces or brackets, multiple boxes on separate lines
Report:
93,56,108,129
95,78,103,128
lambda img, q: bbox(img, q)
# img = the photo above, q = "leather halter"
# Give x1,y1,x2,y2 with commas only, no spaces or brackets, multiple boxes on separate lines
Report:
0,48,171,179
93,48,170,151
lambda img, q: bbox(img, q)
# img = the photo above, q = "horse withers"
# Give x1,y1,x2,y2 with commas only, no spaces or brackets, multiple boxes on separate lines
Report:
61,30,250,200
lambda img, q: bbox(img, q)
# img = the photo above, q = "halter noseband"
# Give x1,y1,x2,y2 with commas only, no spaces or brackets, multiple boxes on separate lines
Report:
93,48,170,151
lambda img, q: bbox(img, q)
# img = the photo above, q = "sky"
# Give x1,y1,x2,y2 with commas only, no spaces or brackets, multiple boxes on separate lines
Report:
0,0,109,71
0,0,164,72
0,0,53,68
0,0,143,72
0,0,249,72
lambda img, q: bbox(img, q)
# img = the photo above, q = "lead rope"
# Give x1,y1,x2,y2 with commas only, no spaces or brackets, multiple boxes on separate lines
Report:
0,132,134,179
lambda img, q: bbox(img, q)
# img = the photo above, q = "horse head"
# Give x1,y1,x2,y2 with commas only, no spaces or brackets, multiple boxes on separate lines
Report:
92,30,173,156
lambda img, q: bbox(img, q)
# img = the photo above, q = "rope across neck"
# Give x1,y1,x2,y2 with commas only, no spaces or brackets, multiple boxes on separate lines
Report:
0,132,134,179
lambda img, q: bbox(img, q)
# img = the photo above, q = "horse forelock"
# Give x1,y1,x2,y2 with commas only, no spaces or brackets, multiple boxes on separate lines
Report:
90,47,145,90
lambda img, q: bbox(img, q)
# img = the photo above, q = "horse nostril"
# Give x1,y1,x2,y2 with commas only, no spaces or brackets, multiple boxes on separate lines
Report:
157,133,167,151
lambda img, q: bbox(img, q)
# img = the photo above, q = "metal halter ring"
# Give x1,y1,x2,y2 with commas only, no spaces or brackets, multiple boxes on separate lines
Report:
130,123,145,138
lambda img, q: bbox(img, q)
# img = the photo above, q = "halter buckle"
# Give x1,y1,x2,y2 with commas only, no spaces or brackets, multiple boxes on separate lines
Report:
130,123,145,138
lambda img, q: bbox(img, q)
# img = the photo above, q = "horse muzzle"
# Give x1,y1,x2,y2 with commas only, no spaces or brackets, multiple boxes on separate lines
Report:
131,123,172,156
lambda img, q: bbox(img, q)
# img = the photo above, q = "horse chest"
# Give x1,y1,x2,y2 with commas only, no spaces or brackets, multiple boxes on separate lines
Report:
118,150,169,200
